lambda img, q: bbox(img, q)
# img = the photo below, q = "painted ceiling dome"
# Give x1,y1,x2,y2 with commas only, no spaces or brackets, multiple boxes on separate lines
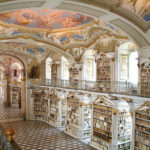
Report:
0,9,94,30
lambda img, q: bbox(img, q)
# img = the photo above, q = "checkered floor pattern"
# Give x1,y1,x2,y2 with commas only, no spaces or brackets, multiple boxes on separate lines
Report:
2,120,95,150
0,102,21,121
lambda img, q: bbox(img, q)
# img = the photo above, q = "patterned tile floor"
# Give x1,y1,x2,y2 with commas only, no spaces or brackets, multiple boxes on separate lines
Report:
0,102,21,121
1,120,96,150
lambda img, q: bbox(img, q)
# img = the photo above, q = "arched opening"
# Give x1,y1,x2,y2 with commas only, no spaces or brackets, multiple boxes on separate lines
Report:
118,42,138,84
0,54,26,119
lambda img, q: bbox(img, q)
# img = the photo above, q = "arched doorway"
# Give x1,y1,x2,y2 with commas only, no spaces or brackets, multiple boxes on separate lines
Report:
0,54,26,119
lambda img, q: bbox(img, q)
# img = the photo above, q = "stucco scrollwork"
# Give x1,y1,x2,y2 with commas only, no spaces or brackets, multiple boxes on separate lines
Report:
67,47,86,62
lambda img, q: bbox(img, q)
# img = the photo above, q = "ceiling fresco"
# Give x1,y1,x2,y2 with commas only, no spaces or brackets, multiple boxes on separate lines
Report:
0,9,93,30
0,18,128,62
0,42,46,60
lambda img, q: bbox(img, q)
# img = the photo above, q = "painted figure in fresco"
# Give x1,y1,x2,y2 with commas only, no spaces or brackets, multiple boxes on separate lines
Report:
123,0,150,16
29,65,39,79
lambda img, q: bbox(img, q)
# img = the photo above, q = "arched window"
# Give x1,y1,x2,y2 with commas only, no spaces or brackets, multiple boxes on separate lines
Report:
46,57,52,80
84,50,96,81
129,51,138,84
61,56,69,80
118,42,138,84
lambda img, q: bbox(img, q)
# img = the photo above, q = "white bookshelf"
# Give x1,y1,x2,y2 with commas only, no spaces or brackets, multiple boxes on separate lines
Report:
65,92,92,139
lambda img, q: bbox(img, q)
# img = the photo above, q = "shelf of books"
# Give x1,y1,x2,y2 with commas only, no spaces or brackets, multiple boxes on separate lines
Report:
51,63,58,80
91,96,133,150
91,96,113,150
33,90,49,122
11,86,20,107
140,62,150,96
61,98,66,127
65,92,92,138
134,101,150,150
96,56,111,92
69,67,79,88
117,99,132,150
81,103,92,138
49,93,66,128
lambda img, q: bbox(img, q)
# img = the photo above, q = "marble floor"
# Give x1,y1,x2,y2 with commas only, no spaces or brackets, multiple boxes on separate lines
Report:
0,102,22,122
0,102,95,150
1,120,96,150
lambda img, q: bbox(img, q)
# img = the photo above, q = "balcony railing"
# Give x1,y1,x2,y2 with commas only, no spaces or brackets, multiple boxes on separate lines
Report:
41,79,150,98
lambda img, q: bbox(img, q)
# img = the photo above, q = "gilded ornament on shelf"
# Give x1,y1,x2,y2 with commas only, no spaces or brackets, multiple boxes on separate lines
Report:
113,109,117,115
80,102,83,106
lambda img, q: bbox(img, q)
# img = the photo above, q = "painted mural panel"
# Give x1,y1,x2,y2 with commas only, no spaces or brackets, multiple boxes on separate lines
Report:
28,61,40,79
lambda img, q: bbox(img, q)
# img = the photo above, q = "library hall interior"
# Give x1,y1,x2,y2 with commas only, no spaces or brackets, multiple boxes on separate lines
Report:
0,0,150,150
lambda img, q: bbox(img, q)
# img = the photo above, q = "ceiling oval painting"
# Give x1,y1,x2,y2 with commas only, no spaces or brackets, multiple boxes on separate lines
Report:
0,9,94,30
